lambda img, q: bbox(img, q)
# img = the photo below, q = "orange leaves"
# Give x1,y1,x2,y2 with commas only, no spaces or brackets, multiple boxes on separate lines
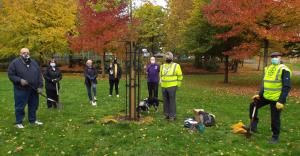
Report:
203,0,300,58
223,43,260,59
69,0,129,54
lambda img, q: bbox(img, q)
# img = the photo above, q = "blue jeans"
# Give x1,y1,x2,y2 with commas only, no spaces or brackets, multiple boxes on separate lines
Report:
86,83,97,101
14,86,39,124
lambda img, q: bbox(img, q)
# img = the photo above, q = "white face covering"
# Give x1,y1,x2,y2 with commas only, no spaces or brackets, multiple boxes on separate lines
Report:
50,63,56,67
22,54,30,59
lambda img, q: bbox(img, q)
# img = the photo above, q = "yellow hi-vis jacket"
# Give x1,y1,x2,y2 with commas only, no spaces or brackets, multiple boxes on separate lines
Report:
263,64,292,101
160,62,183,88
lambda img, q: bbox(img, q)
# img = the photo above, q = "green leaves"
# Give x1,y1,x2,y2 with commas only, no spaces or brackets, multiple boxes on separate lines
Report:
133,2,165,53
0,0,77,61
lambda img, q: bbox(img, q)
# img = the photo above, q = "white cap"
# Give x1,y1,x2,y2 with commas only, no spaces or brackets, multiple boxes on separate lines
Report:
165,52,173,60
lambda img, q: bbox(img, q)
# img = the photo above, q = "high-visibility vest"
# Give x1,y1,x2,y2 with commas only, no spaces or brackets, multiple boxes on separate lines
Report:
160,63,183,88
263,64,291,101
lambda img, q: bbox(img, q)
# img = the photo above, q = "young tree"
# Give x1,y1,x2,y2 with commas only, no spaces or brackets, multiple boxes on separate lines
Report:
69,0,129,76
203,0,300,67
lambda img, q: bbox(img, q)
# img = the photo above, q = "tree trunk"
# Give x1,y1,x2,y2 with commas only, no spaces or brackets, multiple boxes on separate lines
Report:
194,53,200,67
263,38,269,70
233,60,238,73
257,51,261,71
224,55,229,83
151,36,155,55
102,51,106,78
68,52,73,68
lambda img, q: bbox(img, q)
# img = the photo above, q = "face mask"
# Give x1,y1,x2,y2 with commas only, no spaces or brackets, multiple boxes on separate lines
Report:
166,59,172,63
22,54,30,59
50,63,56,67
22,54,31,64
271,58,280,65
150,60,155,64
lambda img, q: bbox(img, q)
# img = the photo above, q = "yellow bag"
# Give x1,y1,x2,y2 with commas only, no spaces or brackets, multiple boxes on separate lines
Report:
231,121,247,134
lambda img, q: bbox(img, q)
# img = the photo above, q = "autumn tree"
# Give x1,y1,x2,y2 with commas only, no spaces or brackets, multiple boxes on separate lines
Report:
69,0,129,75
203,0,300,68
0,0,77,61
133,2,165,54
182,0,224,67
164,0,193,53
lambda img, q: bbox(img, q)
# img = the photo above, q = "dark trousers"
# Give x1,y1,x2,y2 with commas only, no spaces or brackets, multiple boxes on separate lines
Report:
46,89,59,108
14,87,39,124
86,83,97,101
147,82,158,100
249,97,281,138
162,86,177,118
109,78,119,95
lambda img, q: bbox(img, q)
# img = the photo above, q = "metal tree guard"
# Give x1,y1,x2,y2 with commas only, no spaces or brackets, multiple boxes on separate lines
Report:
125,0,142,120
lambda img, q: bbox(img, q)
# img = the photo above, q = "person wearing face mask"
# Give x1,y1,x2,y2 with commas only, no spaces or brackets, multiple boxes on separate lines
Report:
146,57,160,105
43,59,62,108
108,57,122,97
84,60,98,106
7,48,44,129
250,52,292,144
160,52,183,121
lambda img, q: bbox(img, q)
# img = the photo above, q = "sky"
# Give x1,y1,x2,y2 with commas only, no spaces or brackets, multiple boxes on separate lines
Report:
134,0,167,8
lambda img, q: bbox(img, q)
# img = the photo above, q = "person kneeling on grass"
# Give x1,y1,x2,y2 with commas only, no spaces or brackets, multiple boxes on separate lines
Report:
7,48,44,129
43,59,62,109
84,60,98,106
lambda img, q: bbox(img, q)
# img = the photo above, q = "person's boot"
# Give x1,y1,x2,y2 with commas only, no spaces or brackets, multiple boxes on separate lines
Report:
250,121,258,133
169,117,176,121
269,136,279,144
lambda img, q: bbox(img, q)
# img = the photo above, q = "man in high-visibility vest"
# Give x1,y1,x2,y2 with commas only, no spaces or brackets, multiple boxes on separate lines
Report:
160,52,183,121
250,52,292,144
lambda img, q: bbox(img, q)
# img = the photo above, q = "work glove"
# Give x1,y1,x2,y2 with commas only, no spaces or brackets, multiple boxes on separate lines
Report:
252,95,260,101
20,79,28,86
37,88,43,94
276,102,284,110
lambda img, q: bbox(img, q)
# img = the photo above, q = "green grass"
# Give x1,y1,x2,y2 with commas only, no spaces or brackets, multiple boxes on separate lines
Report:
0,72,300,156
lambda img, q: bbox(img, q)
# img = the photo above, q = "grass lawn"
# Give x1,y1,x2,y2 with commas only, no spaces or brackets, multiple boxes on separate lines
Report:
0,72,300,156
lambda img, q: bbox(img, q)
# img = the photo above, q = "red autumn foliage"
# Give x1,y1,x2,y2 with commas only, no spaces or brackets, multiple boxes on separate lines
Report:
203,0,300,59
69,0,129,55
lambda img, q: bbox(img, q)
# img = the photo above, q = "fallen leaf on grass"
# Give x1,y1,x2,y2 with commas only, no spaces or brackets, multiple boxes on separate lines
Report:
15,146,23,152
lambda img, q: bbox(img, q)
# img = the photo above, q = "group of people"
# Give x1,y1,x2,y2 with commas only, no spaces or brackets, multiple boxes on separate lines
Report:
83,57,122,106
7,48,291,144
7,48,122,128
146,52,183,121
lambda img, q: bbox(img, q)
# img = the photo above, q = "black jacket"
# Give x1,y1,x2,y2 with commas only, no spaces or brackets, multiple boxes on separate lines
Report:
43,67,62,90
8,57,43,90
108,63,122,80
84,66,98,85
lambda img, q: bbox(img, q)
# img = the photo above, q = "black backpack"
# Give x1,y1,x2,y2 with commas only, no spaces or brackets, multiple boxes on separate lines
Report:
199,111,216,127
